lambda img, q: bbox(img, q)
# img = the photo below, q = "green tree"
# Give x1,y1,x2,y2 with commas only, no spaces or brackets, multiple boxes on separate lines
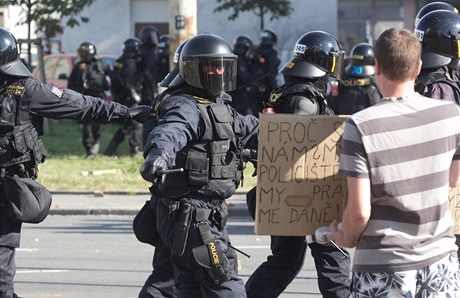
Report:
214,0,293,31
0,0,94,39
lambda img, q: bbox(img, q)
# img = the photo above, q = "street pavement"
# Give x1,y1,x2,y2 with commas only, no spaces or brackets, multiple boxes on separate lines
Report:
40,189,352,298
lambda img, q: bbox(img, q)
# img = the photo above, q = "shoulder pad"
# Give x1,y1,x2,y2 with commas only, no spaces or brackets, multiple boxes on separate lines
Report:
192,96,212,104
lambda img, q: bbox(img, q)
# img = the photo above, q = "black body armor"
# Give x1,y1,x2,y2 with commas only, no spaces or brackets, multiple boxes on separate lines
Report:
0,78,48,174
415,67,460,105
268,82,334,115
159,96,243,199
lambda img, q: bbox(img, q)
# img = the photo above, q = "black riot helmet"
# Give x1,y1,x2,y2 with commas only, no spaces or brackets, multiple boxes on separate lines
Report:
260,29,277,46
415,1,458,27
159,40,188,87
345,43,375,77
233,35,253,54
415,9,460,69
77,41,97,62
0,27,31,77
123,37,142,57
140,26,160,46
280,31,345,80
172,34,237,93
160,35,170,46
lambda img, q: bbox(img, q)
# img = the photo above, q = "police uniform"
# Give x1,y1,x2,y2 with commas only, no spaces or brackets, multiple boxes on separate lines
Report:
143,90,258,297
253,45,280,114
68,57,110,157
415,66,460,105
328,74,381,115
0,76,145,296
140,43,159,106
105,44,144,156
328,43,382,115
230,53,262,116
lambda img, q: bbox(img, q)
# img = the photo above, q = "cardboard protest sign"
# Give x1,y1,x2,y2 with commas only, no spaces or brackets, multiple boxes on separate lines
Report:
255,114,348,236
449,188,460,234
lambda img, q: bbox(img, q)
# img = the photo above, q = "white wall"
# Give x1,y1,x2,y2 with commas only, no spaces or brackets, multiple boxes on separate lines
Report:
4,0,338,66
197,0,338,68
60,0,131,55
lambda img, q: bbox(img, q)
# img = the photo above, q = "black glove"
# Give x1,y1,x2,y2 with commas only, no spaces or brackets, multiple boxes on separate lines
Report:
128,105,152,123
140,152,170,183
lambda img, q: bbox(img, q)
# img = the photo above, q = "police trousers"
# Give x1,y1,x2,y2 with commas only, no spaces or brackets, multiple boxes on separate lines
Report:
0,190,22,298
245,235,351,298
155,197,246,298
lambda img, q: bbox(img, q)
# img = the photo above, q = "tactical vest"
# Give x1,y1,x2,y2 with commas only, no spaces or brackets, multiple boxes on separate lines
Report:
334,77,381,115
81,60,108,95
159,94,243,199
0,79,48,174
415,68,460,105
267,83,334,115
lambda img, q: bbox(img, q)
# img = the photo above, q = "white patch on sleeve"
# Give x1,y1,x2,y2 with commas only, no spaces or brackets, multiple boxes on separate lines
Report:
50,86,63,98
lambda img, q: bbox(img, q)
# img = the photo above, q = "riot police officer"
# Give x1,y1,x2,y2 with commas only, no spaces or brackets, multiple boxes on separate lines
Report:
104,37,145,156
414,7,460,261
245,31,351,298
253,29,280,116
328,43,382,115
137,40,189,298
229,35,262,115
68,41,111,158
415,9,460,104
140,26,161,106
0,27,149,298
139,33,258,297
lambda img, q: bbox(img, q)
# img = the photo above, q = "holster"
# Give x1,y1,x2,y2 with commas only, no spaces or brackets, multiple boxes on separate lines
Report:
192,207,230,285
171,202,193,257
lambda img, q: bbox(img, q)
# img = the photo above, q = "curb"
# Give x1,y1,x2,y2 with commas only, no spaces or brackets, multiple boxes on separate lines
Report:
50,188,252,196
49,205,250,217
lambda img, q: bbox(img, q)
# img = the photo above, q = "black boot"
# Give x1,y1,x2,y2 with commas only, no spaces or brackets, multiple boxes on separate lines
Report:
104,140,120,156
130,146,141,157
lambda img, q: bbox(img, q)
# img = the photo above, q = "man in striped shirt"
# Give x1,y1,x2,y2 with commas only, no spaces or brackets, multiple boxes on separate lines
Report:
330,28,460,296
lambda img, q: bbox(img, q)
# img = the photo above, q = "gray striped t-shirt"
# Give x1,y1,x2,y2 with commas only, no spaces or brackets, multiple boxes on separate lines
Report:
339,93,460,273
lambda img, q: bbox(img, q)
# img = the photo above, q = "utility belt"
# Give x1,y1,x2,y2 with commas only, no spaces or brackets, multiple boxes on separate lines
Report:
164,197,230,285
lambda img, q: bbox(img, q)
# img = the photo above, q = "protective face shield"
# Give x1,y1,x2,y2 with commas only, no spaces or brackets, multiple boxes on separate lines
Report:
140,26,160,46
281,31,345,80
0,27,31,77
178,34,237,93
77,42,97,62
415,9,460,68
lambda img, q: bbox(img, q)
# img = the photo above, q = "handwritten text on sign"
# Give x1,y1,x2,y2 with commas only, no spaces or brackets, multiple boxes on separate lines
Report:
255,114,348,236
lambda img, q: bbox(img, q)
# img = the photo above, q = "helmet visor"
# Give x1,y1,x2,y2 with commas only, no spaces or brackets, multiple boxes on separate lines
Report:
183,55,237,92
329,50,346,79
416,28,460,59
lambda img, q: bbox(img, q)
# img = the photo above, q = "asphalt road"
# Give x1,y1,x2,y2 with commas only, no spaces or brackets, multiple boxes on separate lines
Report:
13,214,332,298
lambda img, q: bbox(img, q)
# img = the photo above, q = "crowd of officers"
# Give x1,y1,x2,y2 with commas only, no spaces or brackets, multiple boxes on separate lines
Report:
67,26,170,158
3,1,460,297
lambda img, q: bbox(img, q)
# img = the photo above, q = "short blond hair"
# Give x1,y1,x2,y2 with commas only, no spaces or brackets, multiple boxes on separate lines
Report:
374,28,421,82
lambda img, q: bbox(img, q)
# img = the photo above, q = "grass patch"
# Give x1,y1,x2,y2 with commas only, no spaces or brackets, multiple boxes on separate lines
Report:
37,119,256,192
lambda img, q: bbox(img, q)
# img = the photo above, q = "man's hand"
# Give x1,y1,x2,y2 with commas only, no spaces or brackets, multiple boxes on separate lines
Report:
128,105,151,123
140,153,170,183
